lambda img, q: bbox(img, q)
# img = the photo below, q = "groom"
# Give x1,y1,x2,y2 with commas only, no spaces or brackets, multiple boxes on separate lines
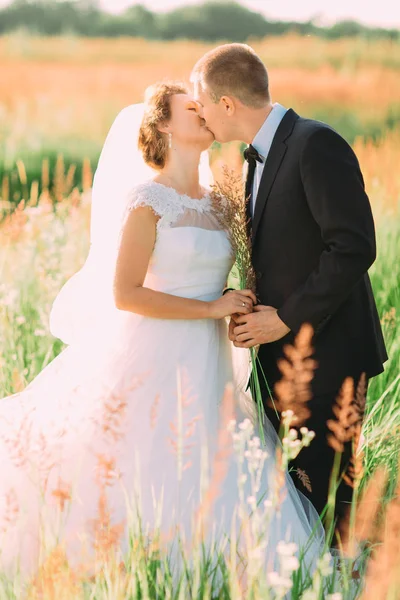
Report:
191,44,388,525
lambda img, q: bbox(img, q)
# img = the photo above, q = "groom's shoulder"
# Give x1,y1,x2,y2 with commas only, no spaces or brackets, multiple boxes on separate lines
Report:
292,113,351,153
294,113,339,139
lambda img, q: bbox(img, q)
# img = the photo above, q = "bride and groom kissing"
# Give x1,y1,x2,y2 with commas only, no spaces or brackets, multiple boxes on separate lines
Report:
0,43,388,577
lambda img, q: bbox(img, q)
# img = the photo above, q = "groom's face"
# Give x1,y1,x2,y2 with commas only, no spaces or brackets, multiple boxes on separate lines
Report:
193,83,231,144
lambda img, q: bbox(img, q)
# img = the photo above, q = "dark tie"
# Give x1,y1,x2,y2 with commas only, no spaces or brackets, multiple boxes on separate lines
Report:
244,144,263,222
243,144,263,166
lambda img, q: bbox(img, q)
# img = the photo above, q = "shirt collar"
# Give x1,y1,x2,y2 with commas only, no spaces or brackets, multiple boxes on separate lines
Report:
252,103,287,161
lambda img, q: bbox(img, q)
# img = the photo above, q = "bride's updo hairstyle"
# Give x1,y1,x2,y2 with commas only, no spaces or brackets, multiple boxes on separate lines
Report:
138,81,188,170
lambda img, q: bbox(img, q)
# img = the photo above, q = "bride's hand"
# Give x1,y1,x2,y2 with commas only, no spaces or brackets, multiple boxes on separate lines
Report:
208,289,257,320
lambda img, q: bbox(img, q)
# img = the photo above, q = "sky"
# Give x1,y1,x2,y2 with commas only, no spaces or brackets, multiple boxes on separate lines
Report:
0,0,399,28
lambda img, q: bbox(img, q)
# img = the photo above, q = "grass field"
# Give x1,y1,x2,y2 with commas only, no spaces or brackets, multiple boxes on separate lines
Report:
0,33,399,598
1,33,400,202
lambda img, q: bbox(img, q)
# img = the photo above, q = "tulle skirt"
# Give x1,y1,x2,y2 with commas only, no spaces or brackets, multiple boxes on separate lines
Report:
0,309,324,581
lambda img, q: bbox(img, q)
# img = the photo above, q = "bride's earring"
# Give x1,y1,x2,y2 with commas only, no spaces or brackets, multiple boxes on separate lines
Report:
168,132,172,149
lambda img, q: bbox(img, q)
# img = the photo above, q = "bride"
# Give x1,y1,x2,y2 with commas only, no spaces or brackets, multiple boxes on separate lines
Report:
0,81,325,583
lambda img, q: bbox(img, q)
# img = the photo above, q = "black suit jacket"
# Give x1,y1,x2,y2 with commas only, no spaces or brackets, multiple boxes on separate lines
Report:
248,109,388,396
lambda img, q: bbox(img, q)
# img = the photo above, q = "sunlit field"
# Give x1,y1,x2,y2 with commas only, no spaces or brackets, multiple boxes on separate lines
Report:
0,33,399,598
1,33,400,199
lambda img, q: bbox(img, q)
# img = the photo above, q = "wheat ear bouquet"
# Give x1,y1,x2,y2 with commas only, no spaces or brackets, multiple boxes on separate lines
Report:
210,166,272,444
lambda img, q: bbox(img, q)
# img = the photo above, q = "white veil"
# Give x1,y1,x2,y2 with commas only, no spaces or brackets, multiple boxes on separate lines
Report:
49,103,213,346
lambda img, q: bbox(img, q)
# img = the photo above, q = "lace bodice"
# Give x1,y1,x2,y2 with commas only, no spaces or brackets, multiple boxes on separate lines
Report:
126,180,222,231
125,180,234,303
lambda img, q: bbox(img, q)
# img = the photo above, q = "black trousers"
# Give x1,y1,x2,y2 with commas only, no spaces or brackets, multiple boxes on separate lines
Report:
259,379,368,528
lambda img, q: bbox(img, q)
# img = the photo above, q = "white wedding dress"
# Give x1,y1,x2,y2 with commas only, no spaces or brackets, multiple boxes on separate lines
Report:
0,180,324,582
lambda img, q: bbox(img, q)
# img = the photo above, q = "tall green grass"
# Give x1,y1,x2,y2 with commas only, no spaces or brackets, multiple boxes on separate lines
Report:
0,156,398,597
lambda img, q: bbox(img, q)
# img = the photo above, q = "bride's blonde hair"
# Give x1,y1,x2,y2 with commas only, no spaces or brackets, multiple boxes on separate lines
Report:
138,81,188,170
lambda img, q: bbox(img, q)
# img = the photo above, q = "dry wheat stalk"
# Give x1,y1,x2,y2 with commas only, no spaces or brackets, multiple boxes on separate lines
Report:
274,323,317,427
331,374,372,562
296,468,312,493
167,367,202,476
360,466,400,600
210,166,266,442
51,478,72,513
194,383,235,538
82,157,93,193
210,165,256,292
27,544,80,600
327,377,359,454
0,487,19,533
53,155,65,203
150,393,161,430
273,446,288,508
327,374,367,494
343,373,367,488
41,158,50,191
339,466,388,557
3,200,28,243
1,174,10,204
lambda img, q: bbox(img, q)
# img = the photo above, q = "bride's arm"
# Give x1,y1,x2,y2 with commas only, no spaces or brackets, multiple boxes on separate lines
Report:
113,206,255,320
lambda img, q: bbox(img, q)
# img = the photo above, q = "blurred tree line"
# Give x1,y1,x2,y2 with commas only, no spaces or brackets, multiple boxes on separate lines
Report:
0,0,399,41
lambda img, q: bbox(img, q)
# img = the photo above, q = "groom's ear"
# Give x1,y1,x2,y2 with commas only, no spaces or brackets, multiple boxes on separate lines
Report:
221,96,235,116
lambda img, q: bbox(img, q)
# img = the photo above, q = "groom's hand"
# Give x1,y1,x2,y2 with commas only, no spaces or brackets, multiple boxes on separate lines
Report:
228,314,240,342
233,305,290,348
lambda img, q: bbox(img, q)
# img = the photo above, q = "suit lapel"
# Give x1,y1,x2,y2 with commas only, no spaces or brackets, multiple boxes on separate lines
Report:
251,109,299,245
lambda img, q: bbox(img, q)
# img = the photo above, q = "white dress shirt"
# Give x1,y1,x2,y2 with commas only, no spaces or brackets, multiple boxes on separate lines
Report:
250,103,288,217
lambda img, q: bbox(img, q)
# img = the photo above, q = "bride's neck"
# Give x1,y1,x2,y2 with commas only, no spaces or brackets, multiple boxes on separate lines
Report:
155,147,202,198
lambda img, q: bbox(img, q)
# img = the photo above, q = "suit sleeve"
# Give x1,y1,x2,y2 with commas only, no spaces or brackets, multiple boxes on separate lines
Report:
277,126,376,336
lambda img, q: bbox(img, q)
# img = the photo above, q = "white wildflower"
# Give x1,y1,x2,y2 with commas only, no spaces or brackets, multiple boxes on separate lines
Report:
267,571,280,586
34,328,46,337
2,290,18,306
302,429,316,447
267,571,293,590
277,541,298,556
227,419,237,432
317,552,333,576
239,418,253,432
280,555,300,573
282,410,294,419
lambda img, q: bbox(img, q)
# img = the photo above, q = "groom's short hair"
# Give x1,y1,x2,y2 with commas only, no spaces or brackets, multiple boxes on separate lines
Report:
191,43,270,108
